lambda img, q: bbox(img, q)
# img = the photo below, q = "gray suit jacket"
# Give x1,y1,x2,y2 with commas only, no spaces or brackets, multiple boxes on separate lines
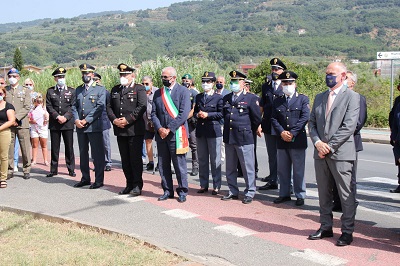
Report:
308,85,360,160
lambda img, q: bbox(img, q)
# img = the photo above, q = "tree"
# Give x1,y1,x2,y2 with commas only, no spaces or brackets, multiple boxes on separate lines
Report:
13,47,24,71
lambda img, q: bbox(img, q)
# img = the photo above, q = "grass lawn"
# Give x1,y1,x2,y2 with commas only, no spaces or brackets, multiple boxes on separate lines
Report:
0,210,187,265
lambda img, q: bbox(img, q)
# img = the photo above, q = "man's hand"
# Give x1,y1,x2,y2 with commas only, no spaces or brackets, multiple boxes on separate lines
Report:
57,116,67,124
315,141,331,155
75,119,85,129
280,131,293,142
256,125,262,137
318,151,326,159
158,127,170,139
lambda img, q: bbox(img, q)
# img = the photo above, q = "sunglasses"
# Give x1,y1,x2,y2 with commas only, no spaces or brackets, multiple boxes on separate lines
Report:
25,84,33,86
8,75,18,78
142,82,150,86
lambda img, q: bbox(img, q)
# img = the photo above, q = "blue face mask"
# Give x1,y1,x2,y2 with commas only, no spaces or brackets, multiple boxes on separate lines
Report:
0,95,3,101
230,82,240,93
326,74,338,88
216,83,223,90
145,86,150,91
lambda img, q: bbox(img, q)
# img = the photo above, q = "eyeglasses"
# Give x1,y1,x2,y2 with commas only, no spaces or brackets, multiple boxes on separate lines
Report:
142,82,150,86
161,76,172,79
8,75,18,78
25,84,33,86
216,81,224,84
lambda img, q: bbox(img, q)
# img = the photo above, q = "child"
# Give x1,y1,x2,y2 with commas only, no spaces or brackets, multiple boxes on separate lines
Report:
29,94,49,166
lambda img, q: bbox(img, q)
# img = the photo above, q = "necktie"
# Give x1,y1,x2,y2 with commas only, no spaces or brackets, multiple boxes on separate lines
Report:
204,93,208,102
286,96,290,105
326,90,335,117
233,94,238,103
273,82,277,91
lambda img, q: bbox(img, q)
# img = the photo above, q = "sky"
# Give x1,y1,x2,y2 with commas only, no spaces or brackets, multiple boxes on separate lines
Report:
0,0,188,24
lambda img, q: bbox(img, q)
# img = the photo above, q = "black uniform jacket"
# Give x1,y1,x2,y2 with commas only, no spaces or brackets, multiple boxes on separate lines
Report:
194,92,223,138
46,86,76,131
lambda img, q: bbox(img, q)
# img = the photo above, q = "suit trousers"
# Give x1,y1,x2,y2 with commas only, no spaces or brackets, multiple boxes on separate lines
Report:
333,152,359,204
277,148,306,199
117,135,144,189
314,158,356,234
197,136,222,190
264,134,278,183
50,129,75,174
157,140,188,196
188,123,199,169
103,129,112,167
8,127,31,174
225,143,256,198
0,129,11,181
77,132,104,185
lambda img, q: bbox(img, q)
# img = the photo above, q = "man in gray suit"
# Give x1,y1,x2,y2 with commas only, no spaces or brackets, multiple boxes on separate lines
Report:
308,62,360,246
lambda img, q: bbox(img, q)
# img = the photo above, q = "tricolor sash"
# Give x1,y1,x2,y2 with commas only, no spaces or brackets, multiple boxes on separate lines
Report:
161,87,189,154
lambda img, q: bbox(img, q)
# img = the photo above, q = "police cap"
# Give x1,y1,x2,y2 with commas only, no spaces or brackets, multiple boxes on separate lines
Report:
117,63,135,74
229,70,246,80
93,72,102,80
182,73,193,80
278,70,298,81
79,63,95,72
52,67,67,77
7,68,20,75
201,71,216,82
270,58,287,70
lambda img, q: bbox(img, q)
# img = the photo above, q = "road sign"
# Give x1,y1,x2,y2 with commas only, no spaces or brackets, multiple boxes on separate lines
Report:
377,51,400,60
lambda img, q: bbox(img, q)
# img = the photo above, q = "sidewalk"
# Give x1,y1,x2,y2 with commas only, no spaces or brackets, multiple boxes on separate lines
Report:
1,150,399,266
361,128,391,144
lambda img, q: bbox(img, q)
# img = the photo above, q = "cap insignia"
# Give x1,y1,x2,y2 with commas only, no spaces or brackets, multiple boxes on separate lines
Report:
286,73,290,78
274,58,278,64
120,64,127,70
232,71,237,77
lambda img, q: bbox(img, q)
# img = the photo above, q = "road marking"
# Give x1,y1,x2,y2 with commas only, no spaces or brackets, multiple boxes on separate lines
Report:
358,159,392,165
114,195,146,203
358,205,400,220
162,209,199,219
290,249,348,266
213,224,255,237
361,177,398,186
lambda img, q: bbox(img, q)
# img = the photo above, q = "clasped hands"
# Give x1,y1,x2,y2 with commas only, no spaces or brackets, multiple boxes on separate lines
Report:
315,141,331,158
158,127,171,139
113,117,129,128
280,130,293,142
197,110,208,119
75,119,87,128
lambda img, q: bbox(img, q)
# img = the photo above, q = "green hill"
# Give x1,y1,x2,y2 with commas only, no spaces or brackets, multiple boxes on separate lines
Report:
0,0,399,67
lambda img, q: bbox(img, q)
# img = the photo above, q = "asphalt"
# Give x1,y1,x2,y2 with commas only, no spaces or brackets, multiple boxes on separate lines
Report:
0,128,399,266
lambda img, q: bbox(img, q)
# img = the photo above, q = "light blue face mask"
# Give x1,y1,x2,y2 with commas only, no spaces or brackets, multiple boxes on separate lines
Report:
230,82,240,93
145,86,151,91
0,95,3,101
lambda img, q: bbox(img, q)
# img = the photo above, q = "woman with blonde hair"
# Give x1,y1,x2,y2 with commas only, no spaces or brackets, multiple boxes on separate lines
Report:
28,94,49,165
0,86,16,188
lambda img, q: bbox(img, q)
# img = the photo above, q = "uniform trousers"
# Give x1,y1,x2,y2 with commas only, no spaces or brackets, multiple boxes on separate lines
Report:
0,129,11,181
197,136,222,190
225,143,256,198
77,132,104,185
8,127,31,174
157,140,188,196
264,134,278,183
314,158,356,234
277,148,306,199
50,129,75,174
103,129,112,167
188,123,199,169
117,135,144,190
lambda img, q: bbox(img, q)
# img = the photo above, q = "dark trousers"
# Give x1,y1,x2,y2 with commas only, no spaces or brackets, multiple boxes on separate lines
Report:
157,140,188,196
265,134,278,183
117,135,144,189
77,132,104,185
188,123,199,169
50,129,75,174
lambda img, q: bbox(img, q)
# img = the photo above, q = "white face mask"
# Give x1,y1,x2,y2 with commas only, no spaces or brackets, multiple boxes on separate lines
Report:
282,84,296,96
57,78,66,87
201,83,213,92
9,77,18,85
120,77,129,86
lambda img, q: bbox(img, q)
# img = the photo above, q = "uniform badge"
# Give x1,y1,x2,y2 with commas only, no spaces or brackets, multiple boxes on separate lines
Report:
239,109,243,113
256,100,259,106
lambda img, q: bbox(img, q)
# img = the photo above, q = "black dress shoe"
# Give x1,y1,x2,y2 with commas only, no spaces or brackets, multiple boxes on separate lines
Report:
295,198,305,206
118,187,133,195
221,193,239,201
7,172,13,180
308,228,334,240
273,197,291,204
260,175,271,182
68,172,76,177
336,233,353,246
211,189,219,195
73,181,91,188
23,173,30,180
390,185,400,193
146,162,154,171
89,183,104,189
130,187,142,197
158,193,174,201
190,168,199,176
177,195,187,203
242,196,253,204
105,166,111,172
46,173,57,177
197,188,208,193
259,181,278,190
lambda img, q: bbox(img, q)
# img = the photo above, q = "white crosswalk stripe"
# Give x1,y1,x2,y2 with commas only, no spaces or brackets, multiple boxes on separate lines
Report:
213,224,256,237
162,209,199,219
291,249,348,266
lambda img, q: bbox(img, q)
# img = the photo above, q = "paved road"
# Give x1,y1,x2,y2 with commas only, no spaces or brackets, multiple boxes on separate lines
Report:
1,129,399,266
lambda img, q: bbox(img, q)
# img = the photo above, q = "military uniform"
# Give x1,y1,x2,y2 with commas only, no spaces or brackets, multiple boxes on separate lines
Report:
46,67,76,177
107,63,147,195
271,71,310,205
259,58,286,188
72,64,106,188
5,68,32,179
221,71,262,204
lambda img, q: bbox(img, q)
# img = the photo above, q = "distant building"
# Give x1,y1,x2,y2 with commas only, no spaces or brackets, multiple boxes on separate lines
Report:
350,59,360,64
0,65,43,76
298,29,306,35
238,63,258,75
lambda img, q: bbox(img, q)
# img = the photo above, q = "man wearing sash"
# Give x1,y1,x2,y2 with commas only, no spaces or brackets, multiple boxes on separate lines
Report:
151,66,191,203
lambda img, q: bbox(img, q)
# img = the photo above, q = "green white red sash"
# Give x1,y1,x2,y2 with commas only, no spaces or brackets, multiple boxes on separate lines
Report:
161,87,189,154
